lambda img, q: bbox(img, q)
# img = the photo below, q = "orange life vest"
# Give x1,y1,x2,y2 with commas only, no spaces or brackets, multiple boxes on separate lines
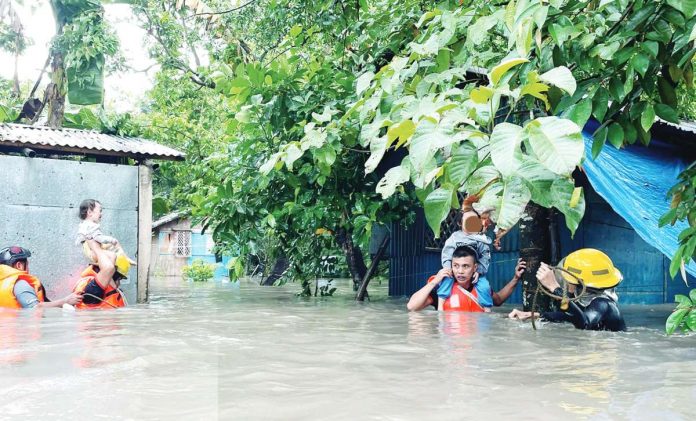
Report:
0,264,45,309
73,266,125,310
427,275,484,312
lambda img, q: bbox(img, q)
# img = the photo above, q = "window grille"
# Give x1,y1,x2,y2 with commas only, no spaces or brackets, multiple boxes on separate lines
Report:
174,230,192,257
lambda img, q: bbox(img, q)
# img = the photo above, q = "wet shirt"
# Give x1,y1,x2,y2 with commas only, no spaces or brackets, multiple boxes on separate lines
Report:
13,280,40,308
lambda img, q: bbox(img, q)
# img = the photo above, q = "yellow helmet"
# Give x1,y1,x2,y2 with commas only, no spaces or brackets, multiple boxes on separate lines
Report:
115,253,131,279
561,249,622,289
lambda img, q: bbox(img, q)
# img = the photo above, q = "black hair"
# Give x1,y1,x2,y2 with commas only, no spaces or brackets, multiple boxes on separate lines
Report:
79,199,100,220
452,245,478,262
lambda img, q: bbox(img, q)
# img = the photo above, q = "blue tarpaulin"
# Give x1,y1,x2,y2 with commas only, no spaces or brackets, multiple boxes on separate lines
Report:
582,125,696,277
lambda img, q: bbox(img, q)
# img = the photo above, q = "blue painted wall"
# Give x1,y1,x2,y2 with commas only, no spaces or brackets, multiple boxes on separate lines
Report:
187,232,229,280
389,181,693,305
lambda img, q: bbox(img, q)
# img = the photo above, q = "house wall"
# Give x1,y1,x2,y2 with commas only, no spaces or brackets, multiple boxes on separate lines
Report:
0,155,139,303
389,181,693,305
150,219,190,277
150,220,230,280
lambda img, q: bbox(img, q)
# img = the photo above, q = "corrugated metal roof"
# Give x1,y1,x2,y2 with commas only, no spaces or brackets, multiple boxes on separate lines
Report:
655,118,696,135
152,211,186,230
0,123,185,161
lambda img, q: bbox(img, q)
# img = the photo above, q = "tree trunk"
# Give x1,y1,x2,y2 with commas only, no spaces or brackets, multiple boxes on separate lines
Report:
46,50,65,128
519,203,553,312
260,256,290,286
355,234,389,301
336,229,367,291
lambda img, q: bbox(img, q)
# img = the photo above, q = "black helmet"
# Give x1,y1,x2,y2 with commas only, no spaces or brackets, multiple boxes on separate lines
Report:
0,246,32,266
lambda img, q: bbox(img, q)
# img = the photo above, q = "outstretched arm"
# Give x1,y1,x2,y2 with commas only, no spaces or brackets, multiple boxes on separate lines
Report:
492,259,525,306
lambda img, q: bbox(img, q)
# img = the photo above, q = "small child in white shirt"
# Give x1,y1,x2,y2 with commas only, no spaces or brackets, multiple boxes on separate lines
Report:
75,199,136,268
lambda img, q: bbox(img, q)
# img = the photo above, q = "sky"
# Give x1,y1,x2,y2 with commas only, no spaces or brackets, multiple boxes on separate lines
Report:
0,1,157,113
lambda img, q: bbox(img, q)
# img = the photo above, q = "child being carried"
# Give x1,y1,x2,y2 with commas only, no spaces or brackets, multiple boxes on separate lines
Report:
75,199,136,270
439,196,495,312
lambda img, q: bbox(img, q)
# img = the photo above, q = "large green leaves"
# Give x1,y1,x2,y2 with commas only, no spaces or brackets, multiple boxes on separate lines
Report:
526,117,584,175
424,185,455,238
479,176,532,230
550,178,586,235
490,122,524,177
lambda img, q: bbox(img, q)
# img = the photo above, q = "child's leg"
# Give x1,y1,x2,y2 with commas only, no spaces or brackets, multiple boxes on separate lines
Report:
436,277,455,299
87,240,116,287
474,275,493,310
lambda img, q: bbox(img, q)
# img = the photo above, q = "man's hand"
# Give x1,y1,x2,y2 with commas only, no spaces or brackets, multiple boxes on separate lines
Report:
536,262,560,290
508,309,533,320
65,292,83,306
432,268,452,285
513,259,526,281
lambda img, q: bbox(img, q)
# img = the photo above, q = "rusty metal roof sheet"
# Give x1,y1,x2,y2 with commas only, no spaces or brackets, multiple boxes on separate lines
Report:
0,123,185,161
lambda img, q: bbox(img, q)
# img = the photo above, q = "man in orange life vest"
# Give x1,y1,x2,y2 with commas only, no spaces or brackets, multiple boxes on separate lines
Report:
407,245,526,312
0,246,83,309
72,252,130,309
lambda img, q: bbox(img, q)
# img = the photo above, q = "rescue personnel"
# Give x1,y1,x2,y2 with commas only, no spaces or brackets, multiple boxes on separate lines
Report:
508,248,626,331
0,246,83,309
73,253,130,309
407,245,526,312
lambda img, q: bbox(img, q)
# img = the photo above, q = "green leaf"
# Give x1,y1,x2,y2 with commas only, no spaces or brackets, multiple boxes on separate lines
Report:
490,123,524,177
490,58,530,86
631,53,651,77
655,103,680,123
592,88,609,121
641,41,659,58
686,310,696,331
609,77,625,101
467,165,501,195
607,123,624,148
690,289,696,304
658,78,678,107
356,72,375,96
641,104,656,132
675,294,693,308
562,98,592,127
376,165,410,199
446,142,478,186
479,177,531,230
517,159,556,207
591,126,608,159
387,120,416,147
289,24,303,38
551,179,585,235
667,0,696,19
666,308,690,335
526,117,584,175
539,66,576,95
424,185,454,238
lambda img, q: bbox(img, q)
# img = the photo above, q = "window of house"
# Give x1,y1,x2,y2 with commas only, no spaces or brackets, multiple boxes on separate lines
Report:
173,230,192,257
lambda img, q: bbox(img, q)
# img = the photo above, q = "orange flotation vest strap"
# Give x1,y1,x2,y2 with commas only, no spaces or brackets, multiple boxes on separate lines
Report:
427,275,484,312
0,264,45,309
73,266,125,310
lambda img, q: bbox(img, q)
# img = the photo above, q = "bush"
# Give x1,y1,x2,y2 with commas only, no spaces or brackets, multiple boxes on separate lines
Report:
182,259,217,282
666,290,696,335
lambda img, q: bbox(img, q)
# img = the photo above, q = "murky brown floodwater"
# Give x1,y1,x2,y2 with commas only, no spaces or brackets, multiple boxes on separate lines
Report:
1,277,695,420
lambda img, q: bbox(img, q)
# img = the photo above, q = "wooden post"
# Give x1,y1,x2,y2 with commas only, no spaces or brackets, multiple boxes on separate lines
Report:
355,234,390,301
137,162,153,303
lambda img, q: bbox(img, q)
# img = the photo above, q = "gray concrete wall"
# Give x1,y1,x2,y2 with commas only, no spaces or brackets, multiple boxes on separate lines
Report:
0,155,139,304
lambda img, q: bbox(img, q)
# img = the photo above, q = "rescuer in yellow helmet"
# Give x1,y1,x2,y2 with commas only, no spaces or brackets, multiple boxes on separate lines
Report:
508,249,626,331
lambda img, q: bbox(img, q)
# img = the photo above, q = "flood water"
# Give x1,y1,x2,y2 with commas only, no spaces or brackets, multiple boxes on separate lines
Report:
1,277,695,420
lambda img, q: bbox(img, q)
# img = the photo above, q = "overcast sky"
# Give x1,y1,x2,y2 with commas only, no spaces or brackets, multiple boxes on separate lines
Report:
0,1,157,113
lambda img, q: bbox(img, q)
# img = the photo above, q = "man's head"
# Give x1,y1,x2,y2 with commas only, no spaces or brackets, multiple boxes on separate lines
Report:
79,199,102,222
451,246,478,287
0,246,31,271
